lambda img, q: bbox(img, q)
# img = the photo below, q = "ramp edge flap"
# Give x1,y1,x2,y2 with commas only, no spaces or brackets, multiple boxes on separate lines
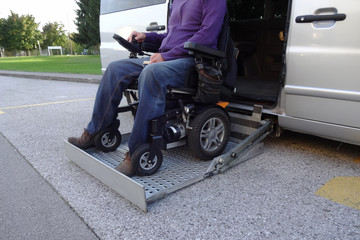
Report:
64,140,147,212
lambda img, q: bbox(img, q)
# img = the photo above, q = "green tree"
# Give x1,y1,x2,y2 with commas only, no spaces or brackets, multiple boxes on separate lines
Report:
63,32,83,55
42,22,67,48
0,18,4,44
0,11,41,55
73,0,100,50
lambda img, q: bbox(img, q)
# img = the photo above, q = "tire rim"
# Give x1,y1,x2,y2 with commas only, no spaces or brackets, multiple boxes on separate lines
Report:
101,133,117,147
139,152,158,170
200,117,225,151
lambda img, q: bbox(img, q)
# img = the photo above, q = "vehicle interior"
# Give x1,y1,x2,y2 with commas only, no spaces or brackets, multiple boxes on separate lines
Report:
227,0,289,108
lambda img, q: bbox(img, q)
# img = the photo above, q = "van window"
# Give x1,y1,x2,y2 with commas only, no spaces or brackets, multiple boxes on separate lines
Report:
101,0,166,15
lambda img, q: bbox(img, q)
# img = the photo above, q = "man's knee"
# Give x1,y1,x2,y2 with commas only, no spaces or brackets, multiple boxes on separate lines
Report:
107,59,127,71
139,64,158,85
142,63,158,75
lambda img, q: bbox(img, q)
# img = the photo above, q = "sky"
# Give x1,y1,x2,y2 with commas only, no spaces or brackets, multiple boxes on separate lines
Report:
0,0,79,33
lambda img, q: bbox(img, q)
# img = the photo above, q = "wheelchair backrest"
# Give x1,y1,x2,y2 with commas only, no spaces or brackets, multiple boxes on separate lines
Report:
217,10,238,89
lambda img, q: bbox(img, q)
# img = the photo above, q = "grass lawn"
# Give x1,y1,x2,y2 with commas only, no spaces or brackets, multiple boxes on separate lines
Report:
0,55,102,75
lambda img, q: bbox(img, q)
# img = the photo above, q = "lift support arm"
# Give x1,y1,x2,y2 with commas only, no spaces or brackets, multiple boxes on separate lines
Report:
205,119,273,177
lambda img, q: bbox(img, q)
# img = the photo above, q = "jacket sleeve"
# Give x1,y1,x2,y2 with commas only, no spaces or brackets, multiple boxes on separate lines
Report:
144,32,167,45
161,0,227,61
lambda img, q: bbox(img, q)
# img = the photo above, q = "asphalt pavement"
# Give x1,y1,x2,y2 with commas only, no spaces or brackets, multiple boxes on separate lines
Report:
0,71,359,239
0,132,99,240
0,70,101,239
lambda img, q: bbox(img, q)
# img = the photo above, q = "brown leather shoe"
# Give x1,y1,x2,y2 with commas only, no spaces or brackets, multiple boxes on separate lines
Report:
115,152,134,176
68,129,95,149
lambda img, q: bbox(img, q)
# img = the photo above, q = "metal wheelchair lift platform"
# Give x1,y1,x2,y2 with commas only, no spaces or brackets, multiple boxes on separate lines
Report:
64,106,273,211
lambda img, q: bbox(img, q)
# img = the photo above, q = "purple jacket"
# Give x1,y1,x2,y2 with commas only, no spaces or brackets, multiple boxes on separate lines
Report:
145,0,227,61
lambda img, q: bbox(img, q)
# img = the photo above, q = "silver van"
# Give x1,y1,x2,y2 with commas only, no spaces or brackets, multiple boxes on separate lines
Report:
99,0,360,146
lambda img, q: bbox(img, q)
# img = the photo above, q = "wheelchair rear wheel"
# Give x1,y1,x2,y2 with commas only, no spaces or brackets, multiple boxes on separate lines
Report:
188,107,230,160
132,144,163,176
94,128,121,152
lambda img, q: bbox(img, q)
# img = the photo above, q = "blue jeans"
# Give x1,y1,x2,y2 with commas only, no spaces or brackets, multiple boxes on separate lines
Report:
87,57,195,154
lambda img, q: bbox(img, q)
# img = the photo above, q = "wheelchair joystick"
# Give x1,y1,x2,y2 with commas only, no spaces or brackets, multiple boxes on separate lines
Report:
131,35,137,44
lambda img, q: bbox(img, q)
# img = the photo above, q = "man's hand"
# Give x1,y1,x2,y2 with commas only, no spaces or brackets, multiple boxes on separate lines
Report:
149,53,164,64
127,31,146,42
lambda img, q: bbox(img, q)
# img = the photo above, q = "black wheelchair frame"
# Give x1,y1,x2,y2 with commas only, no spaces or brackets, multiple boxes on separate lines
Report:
92,30,235,176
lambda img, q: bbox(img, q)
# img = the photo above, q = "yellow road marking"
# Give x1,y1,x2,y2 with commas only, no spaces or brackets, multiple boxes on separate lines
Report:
354,158,360,164
0,98,94,114
315,177,360,210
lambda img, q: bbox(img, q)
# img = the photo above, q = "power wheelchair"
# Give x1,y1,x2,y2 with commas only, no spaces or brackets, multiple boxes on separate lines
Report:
93,18,238,176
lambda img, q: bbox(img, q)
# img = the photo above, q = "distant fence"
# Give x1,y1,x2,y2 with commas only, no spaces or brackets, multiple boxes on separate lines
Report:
1,48,73,57
1,47,100,57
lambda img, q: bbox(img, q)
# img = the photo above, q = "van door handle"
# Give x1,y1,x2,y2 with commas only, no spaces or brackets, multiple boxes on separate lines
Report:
296,13,346,23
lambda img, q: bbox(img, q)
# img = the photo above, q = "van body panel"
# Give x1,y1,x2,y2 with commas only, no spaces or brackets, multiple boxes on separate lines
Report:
99,1,169,72
284,0,360,129
284,95,360,128
278,115,360,146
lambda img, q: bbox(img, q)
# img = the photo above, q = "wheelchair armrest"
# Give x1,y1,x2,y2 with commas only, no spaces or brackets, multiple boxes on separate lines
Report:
184,42,226,59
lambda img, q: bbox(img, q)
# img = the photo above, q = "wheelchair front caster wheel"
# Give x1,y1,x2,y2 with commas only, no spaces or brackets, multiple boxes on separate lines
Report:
94,128,121,152
188,107,230,160
132,144,163,176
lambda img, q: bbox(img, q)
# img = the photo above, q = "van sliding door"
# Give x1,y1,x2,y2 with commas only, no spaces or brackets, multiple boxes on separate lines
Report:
100,0,170,72
284,0,360,129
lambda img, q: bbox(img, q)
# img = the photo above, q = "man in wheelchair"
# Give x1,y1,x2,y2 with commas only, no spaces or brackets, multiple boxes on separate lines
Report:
68,0,231,176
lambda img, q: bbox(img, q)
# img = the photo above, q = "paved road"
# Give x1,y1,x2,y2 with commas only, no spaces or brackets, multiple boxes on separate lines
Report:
0,74,359,239
0,133,98,240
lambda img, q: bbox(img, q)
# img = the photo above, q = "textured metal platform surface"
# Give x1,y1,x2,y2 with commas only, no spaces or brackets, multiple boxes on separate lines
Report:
66,135,239,210
86,141,222,203
66,137,262,211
